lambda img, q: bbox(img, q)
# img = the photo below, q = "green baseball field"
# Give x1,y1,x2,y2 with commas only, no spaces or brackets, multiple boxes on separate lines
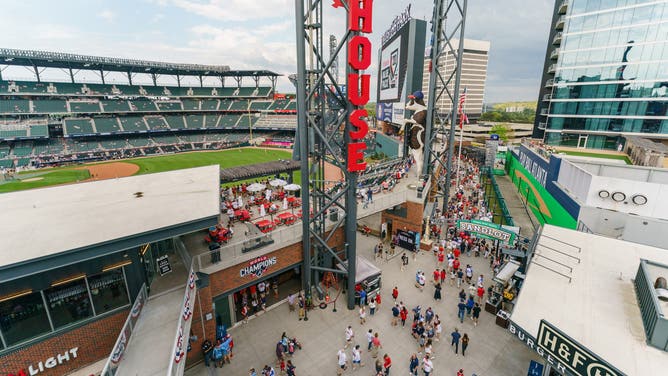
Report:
0,148,296,193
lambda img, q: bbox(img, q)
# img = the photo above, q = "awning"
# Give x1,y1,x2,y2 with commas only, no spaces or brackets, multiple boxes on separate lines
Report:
493,260,521,285
338,256,382,284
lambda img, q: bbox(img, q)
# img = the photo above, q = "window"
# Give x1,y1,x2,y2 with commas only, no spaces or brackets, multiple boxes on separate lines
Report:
0,291,52,346
88,269,129,314
45,278,93,329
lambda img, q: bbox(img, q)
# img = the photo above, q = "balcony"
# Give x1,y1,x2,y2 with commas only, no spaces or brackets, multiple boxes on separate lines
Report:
543,94,552,101
556,16,565,30
540,108,549,116
545,79,554,88
550,49,559,60
548,64,557,74
538,122,548,130
558,0,569,14
552,32,563,45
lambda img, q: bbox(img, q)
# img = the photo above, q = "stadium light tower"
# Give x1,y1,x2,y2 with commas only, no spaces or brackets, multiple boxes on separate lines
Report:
295,0,373,310
422,0,468,214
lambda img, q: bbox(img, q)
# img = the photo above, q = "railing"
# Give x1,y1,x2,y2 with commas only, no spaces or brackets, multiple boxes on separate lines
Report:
545,79,554,87
480,167,514,226
552,32,562,45
100,283,148,376
542,94,552,101
558,0,569,13
556,16,565,29
550,49,559,60
166,267,199,376
547,64,557,73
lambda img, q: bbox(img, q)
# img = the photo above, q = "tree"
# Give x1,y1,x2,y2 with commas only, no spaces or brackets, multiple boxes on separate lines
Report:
489,123,515,142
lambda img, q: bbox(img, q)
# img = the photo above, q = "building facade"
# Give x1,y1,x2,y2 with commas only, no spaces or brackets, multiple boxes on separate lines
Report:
535,0,668,149
422,39,490,123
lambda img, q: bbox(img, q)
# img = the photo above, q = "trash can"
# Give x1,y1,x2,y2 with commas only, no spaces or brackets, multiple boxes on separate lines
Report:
329,209,339,222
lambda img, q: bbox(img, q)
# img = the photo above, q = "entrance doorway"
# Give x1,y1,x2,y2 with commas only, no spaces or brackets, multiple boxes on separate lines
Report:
139,238,189,295
577,135,588,148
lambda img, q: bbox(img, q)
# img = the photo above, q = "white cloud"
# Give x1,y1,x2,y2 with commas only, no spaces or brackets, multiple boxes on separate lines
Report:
171,0,292,22
98,9,116,22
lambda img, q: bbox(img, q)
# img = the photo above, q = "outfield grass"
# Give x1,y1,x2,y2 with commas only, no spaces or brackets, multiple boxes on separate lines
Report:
0,169,91,193
0,148,297,193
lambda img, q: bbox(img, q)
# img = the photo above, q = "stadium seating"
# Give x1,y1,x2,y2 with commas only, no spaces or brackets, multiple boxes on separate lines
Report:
219,99,232,111
130,100,158,112
203,115,218,128
99,139,128,150
94,118,123,133
69,140,100,152
12,141,33,157
219,114,241,128
32,99,68,113
127,137,151,147
64,119,95,135
33,140,64,155
250,101,272,110
29,125,49,137
164,115,186,130
236,114,258,128
101,100,131,112
145,116,170,131
0,158,14,168
0,125,28,139
0,144,10,158
201,99,219,110
269,99,288,110
153,135,179,144
70,100,102,113
228,100,249,111
119,116,149,132
285,101,297,110
156,101,183,111
0,99,30,113
185,115,204,129
182,99,200,110
254,114,297,129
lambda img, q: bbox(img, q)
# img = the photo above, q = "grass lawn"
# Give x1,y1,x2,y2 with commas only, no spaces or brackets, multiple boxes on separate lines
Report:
0,169,91,193
0,148,296,193
557,150,631,164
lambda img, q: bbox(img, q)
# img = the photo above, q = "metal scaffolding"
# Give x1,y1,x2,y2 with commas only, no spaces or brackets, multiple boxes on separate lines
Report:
422,0,468,213
294,0,359,309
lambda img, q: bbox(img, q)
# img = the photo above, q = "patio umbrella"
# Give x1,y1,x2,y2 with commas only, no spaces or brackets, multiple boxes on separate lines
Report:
283,197,288,210
265,189,272,200
237,196,243,208
247,183,266,192
269,179,288,187
284,184,301,192
260,204,266,217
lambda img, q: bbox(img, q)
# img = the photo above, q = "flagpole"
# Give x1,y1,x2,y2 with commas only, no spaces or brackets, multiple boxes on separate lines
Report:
455,88,467,191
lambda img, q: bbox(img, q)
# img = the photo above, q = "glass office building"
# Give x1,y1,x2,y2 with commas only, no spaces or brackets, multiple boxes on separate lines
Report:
535,0,668,149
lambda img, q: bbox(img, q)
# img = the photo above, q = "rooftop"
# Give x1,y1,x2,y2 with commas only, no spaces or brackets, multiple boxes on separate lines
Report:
0,165,220,269
511,224,668,375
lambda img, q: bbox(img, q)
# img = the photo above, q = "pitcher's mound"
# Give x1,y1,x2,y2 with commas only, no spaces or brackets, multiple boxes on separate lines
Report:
82,162,140,180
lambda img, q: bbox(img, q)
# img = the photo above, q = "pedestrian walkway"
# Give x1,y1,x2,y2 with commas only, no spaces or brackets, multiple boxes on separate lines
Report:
185,232,543,376
494,174,539,239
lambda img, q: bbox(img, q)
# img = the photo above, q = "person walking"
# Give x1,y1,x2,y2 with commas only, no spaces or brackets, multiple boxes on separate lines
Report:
433,283,442,301
298,294,305,321
351,345,363,370
344,326,354,349
457,299,466,323
359,289,367,307
391,303,400,326
382,354,392,375
367,329,374,350
409,353,419,376
400,306,408,327
286,360,296,376
401,252,408,271
472,303,481,326
462,333,469,356
465,295,474,317
456,269,464,287
434,318,442,342
457,369,464,376
476,285,485,305
391,286,398,303
369,299,377,316
336,348,347,375
359,306,367,325
422,355,433,376
371,332,382,358
451,328,461,355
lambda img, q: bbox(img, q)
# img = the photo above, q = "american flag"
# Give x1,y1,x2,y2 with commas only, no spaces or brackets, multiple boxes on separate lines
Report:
458,87,469,129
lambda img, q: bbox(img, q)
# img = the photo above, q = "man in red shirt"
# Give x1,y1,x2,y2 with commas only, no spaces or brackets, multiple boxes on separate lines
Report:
433,269,440,284
383,354,392,375
453,258,461,271
437,251,445,268
477,285,485,304
391,287,398,302
440,268,447,284
454,247,461,259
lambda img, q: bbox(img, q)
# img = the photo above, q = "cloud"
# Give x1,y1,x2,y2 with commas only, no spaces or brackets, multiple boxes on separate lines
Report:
97,9,116,22
171,0,292,22
150,13,165,23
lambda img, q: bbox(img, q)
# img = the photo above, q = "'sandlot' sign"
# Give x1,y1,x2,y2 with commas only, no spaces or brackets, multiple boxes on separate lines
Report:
537,320,624,376
338,0,373,172
456,219,516,244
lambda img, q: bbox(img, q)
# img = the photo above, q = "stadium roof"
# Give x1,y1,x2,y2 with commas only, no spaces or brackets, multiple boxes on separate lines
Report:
0,48,280,77
0,166,220,281
510,224,668,376
220,159,300,182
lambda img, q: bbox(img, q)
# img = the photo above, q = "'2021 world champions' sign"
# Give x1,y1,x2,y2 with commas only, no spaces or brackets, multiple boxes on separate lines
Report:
456,219,516,244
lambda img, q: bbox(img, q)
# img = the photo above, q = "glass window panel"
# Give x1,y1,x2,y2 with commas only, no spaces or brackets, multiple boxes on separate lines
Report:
88,269,129,314
597,12,612,29
569,17,584,34
45,278,93,329
0,292,52,346
586,0,602,14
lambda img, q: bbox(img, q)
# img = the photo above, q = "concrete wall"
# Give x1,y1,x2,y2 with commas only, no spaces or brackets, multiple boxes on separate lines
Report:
578,206,668,249
381,201,424,235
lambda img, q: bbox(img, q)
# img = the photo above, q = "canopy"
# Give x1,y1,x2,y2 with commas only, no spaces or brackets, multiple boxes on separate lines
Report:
269,179,288,187
247,183,266,192
284,184,301,191
338,256,382,284
493,260,521,285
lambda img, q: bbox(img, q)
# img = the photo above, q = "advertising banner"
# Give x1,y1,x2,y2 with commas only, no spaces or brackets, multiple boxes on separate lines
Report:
379,36,402,101
456,219,516,244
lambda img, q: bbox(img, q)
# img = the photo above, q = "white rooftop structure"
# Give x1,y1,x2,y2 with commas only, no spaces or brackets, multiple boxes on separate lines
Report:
511,224,668,375
0,165,220,267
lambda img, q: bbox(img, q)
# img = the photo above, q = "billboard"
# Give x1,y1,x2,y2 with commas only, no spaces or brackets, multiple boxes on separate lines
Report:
376,16,426,127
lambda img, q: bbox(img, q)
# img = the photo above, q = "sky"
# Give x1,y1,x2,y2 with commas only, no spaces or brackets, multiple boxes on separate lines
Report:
0,0,553,103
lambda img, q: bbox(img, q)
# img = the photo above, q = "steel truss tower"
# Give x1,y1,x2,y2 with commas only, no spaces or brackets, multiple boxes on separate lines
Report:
294,0,360,309
422,0,468,213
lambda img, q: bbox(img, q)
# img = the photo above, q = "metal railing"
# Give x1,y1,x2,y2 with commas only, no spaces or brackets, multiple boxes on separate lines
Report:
100,283,148,376
480,167,514,226
166,267,199,376
552,32,563,45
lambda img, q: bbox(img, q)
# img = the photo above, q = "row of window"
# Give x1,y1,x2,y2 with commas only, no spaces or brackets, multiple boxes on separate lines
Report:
545,132,621,150
546,116,668,134
569,2,666,33
553,82,668,99
555,62,667,82
563,21,668,53
560,41,668,67
550,100,668,117
0,268,130,349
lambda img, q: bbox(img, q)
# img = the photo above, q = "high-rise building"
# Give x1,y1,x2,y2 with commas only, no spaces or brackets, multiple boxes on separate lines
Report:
422,39,490,123
534,0,668,150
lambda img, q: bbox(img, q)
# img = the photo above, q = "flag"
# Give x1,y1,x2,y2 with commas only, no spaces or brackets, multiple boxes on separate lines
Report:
457,87,469,129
